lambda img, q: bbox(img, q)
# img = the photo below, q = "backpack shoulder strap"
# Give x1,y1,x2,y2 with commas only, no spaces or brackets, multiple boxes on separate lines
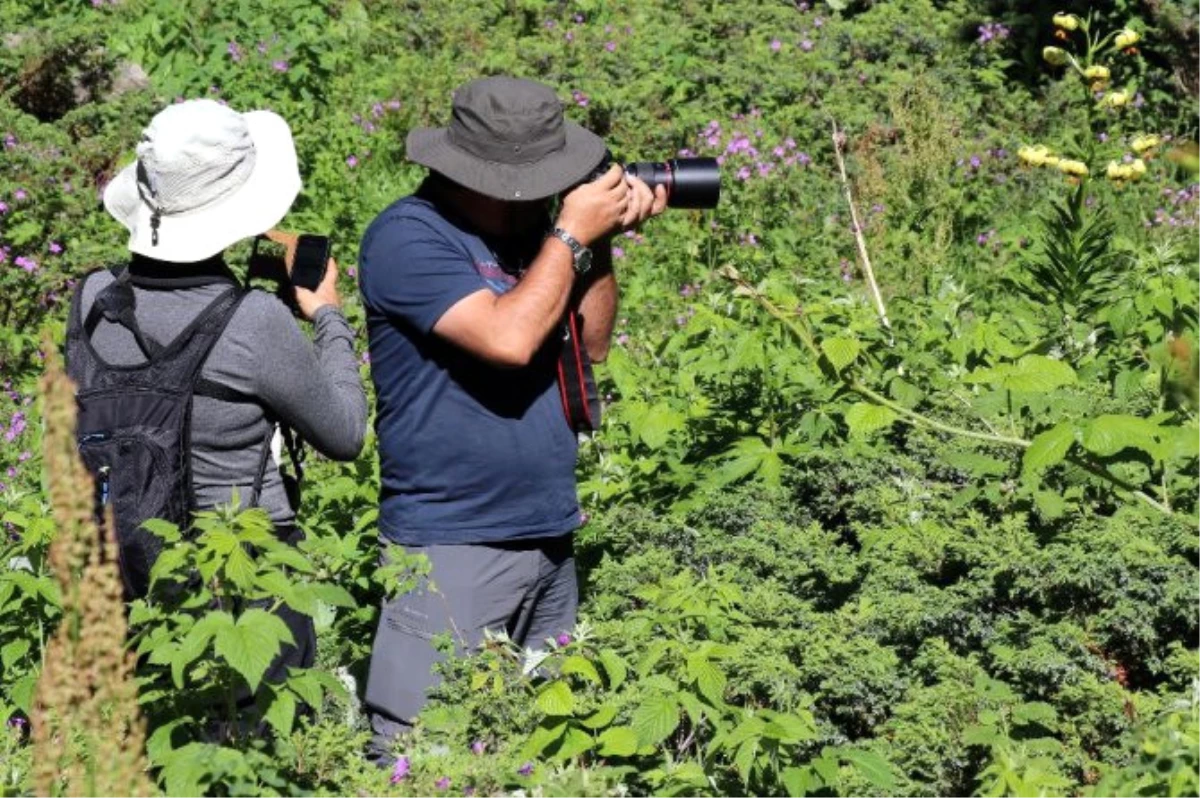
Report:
190,287,305,509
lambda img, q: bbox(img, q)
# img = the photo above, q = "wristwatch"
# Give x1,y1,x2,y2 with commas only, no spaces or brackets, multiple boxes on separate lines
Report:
549,227,592,275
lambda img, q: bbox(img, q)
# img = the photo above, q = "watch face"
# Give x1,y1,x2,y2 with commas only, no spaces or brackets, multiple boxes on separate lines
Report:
576,248,593,273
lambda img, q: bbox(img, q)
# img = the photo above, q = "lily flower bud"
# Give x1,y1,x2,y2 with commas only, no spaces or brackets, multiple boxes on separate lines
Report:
1042,46,1069,66
1101,90,1130,108
1114,29,1141,49
1052,13,1080,30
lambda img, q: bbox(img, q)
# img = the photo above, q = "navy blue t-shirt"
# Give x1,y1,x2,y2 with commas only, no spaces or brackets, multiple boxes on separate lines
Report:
358,188,581,546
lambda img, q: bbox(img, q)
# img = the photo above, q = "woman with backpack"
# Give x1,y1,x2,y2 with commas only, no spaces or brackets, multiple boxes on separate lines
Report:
66,98,368,697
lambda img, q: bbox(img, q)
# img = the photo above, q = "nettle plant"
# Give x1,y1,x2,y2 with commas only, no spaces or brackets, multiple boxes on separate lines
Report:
406,568,900,798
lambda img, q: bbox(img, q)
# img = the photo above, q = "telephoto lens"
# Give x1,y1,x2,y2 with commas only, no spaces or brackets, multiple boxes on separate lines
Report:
588,150,721,209
624,158,720,209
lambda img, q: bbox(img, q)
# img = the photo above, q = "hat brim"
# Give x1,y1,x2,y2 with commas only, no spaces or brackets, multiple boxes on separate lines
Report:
103,110,301,263
406,120,607,201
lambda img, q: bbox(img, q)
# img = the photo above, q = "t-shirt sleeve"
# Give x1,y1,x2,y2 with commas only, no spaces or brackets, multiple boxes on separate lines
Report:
359,213,488,333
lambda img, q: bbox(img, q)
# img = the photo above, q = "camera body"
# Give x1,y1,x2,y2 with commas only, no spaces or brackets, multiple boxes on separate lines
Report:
588,149,720,209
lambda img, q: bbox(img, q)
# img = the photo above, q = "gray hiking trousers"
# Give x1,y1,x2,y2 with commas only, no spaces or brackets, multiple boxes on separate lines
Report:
364,534,577,759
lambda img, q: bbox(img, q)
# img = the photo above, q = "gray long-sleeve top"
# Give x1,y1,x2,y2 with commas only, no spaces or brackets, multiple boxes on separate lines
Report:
79,268,368,526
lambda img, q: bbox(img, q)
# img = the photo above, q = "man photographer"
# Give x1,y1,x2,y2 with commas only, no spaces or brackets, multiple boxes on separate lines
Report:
358,76,666,756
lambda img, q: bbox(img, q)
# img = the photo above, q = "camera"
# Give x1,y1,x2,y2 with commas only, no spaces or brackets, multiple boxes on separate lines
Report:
588,149,720,209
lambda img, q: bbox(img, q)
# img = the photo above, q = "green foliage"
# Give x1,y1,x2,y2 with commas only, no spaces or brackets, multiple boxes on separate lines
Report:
0,0,1196,795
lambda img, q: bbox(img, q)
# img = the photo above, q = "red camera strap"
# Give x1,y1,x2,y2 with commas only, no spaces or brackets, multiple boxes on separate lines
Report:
556,309,601,433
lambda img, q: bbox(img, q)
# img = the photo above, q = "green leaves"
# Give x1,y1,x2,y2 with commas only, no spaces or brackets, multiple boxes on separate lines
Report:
844,402,898,437
821,336,861,372
632,693,680,747
535,680,575,716
1080,414,1164,460
212,609,294,692
966,355,1078,393
1022,422,1076,479
596,725,640,757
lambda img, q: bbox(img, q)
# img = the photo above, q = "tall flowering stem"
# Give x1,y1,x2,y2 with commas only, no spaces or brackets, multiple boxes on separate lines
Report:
830,120,893,342
31,335,152,797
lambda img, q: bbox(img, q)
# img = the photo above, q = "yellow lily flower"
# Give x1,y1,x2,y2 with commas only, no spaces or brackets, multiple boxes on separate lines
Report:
1018,145,1051,166
1131,134,1161,154
1083,65,1110,82
1057,159,1089,176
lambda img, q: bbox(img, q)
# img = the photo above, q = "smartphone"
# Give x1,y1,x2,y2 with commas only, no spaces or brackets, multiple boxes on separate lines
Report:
292,234,331,291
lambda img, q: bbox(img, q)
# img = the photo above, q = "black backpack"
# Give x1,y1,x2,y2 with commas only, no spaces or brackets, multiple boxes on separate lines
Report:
65,265,295,599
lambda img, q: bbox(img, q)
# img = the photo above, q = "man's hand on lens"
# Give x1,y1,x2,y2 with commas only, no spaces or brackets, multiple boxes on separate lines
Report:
620,176,668,231
295,256,341,320
555,164,630,246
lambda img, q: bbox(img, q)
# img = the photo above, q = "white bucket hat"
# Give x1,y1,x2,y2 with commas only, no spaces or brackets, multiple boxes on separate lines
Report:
103,98,301,263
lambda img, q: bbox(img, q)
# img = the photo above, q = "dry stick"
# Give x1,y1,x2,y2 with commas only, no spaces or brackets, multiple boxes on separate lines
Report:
718,268,1175,516
831,120,893,342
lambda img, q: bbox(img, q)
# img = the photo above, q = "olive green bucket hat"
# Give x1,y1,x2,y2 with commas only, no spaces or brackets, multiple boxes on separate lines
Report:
406,76,607,201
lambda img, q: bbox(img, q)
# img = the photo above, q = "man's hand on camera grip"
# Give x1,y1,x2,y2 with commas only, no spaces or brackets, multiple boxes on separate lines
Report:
554,164,628,247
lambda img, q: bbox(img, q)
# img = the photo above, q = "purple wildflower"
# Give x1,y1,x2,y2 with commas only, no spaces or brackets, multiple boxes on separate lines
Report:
3,133,16,150
0,202,8,214
272,60,289,72
435,777,451,790
770,39,782,52
612,245,625,259
518,762,535,776
813,15,824,27
346,155,358,168
14,189,27,201
605,41,616,52
800,38,814,51
736,165,751,181
390,756,410,784
49,242,63,254
556,632,571,647
976,22,1010,44
616,333,629,345
15,256,38,274
797,152,811,166
572,90,589,107
256,41,268,54
6,412,26,442
471,740,486,755
227,42,243,61
969,155,982,169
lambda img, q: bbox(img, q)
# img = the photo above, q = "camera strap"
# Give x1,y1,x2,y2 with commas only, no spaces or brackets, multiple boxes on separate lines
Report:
556,308,601,434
